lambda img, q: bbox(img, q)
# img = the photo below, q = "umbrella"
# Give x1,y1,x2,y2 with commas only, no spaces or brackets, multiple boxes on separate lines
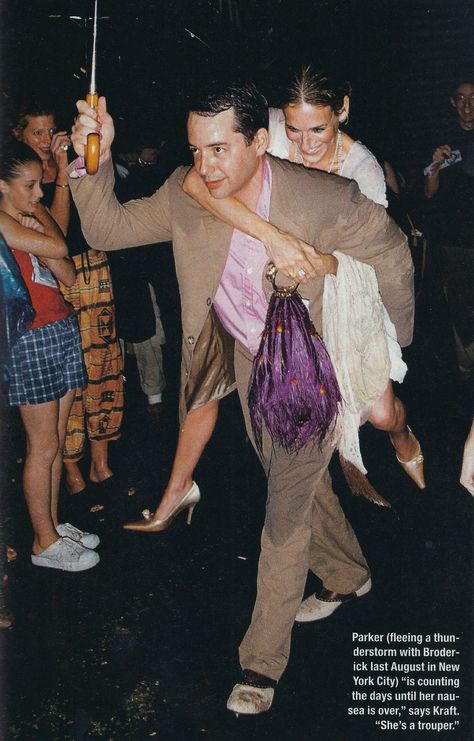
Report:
85,0,100,174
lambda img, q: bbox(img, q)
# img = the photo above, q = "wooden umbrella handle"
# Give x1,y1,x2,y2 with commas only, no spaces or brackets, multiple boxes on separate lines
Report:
85,92,100,175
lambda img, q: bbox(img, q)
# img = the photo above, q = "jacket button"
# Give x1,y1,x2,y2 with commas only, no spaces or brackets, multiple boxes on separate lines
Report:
187,336,195,345
207,297,212,306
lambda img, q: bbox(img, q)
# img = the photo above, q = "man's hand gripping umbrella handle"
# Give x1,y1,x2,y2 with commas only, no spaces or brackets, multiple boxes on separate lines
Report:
85,92,100,174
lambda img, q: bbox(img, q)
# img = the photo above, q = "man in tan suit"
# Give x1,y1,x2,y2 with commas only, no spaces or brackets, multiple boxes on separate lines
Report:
69,80,413,715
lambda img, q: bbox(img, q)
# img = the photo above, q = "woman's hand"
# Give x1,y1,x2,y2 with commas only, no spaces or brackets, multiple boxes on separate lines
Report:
263,224,337,282
19,214,45,233
0,203,67,258
50,131,71,172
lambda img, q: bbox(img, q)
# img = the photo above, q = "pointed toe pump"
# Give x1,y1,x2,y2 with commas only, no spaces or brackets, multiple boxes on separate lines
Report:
123,482,201,532
395,427,426,489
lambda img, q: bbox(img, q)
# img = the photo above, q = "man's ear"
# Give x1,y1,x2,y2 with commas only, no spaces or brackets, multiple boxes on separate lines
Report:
449,96,456,109
12,126,22,141
0,179,9,195
254,128,269,155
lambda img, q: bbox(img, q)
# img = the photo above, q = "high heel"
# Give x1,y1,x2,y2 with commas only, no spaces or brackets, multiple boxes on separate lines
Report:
123,482,201,532
394,427,426,489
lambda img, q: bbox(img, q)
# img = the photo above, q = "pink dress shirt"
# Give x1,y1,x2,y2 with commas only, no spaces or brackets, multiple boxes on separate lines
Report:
213,159,271,356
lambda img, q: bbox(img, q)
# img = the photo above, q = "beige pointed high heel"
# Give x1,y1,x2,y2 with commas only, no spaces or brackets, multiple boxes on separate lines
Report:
123,482,200,532
394,427,426,489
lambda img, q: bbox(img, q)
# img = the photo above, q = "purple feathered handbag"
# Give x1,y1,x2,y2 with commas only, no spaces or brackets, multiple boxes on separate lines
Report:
247,264,342,455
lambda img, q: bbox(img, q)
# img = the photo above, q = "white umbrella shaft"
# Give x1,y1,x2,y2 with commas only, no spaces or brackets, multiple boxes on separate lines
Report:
90,0,98,93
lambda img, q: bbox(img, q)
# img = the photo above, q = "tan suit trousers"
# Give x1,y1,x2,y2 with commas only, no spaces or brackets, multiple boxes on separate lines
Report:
234,344,369,681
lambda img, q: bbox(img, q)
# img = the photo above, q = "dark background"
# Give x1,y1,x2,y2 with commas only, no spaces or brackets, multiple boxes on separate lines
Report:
2,0,474,167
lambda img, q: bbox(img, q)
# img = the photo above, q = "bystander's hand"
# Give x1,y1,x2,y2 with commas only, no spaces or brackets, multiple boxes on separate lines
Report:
430,144,452,173
50,131,71,173
425,144,452,198
460,420,474,496
19,214,44,233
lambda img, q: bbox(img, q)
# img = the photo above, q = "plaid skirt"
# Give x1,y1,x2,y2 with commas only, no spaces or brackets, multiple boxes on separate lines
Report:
8,314,86,406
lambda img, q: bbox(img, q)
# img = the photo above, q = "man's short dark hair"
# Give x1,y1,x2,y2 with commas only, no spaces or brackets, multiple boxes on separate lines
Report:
189,79,269,146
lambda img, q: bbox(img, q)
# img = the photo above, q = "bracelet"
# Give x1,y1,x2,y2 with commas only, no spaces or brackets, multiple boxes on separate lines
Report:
55,182,69,189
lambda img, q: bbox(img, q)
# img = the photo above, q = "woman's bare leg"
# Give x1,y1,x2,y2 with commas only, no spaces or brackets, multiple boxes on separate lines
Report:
368,381,418,461
89,439,114,483
152,400,219,518
50,389,75,527
63,461,86,494
19,401,61,554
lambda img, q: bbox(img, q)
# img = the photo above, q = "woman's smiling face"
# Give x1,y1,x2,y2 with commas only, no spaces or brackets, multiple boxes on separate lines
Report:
283,101,339,166
19,115,57,162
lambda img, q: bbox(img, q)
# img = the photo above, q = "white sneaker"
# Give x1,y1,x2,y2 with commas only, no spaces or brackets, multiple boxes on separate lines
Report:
31,538,100,572
56,522,100,549
295,577,372,623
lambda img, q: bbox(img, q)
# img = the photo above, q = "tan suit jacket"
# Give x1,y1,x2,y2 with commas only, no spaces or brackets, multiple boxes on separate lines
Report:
69,154,413,421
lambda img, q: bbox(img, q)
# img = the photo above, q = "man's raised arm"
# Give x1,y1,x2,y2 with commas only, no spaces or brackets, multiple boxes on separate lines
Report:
68,96,172,250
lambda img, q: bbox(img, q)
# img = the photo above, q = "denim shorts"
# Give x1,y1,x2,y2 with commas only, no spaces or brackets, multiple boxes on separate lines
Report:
8,314,86,406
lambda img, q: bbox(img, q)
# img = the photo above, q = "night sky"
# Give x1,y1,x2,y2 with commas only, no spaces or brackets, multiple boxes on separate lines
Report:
2,1,474,167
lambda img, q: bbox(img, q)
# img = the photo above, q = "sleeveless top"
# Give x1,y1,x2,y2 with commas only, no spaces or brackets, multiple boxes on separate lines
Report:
12,250,71,330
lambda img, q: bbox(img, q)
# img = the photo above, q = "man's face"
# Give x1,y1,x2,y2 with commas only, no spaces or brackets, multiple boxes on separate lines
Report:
187,108,265,200
450,83,474,130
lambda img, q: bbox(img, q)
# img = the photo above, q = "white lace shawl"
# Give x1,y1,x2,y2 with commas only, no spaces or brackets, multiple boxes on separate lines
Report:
323,251,407,473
